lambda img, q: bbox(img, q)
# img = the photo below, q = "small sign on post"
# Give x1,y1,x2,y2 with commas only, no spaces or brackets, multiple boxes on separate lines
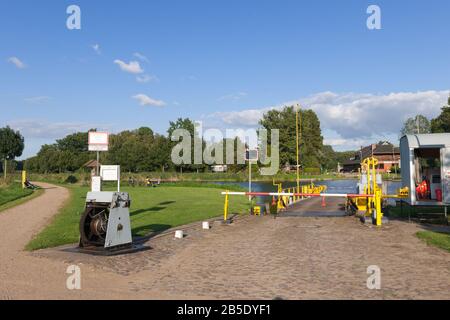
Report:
91,176,101,192
246,149,259,202
245,149,259,162
88,131,109,178
100,165,121,192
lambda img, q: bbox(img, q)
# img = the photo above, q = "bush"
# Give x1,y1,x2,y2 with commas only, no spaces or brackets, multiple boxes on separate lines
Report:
390,165,401,174
65,175,78,184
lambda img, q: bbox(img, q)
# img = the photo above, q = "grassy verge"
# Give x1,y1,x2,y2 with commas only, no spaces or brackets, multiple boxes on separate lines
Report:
417,231,450,252
386,203,449,224
26,184,250,251
0,182,40,213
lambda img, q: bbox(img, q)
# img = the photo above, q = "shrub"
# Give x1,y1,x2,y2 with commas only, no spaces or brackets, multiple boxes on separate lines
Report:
65,175,78,184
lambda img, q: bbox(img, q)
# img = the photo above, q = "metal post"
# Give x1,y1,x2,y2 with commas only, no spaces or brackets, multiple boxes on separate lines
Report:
96,151,100,176
372,160,376,201
445,206,448,224
117,165,121,192
296,104,301,202
375,189,382,226
248,160,252,202
21,170,26,189
224,191,229,221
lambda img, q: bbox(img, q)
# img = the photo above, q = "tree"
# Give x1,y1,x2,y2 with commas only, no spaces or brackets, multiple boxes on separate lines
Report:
431,96,450,133
28,126,168,174
167,118,205,172
56,132,89,152
106,127,169,173
0,126,24,179
318,146,356,172
400,115,431,136
259,106,324,170
147,134,171,172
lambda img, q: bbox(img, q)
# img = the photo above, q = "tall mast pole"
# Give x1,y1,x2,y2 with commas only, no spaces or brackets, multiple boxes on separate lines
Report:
296,104,301,199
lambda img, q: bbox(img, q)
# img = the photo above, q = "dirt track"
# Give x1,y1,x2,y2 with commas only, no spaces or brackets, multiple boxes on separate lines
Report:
1,184,450,299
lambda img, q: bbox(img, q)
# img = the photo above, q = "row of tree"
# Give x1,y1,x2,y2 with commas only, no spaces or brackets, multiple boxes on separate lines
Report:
22,107,350,174
400,96,450,135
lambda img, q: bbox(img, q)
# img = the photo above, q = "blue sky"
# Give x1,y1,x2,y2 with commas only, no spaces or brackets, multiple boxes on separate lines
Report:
1,0,449,158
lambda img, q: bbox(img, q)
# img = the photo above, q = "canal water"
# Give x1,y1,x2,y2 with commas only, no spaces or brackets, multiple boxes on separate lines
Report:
213,179,402,204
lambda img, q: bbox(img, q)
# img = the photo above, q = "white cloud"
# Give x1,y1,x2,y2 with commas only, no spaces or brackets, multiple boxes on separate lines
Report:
208,108,267,127
114,59,144,74
92,44,101,55
24,96,51,104
7,119,110,139
204,90,450,150
132,94,166,107
136,74,159,83
133,52,149,63
7,56,26,69
218,92,248,101
301,90,448,139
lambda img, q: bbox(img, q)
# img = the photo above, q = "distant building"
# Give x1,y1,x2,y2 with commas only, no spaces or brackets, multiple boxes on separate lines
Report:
83,159,101,176
342,141,400,173
211,165,228,173
282,164,298,173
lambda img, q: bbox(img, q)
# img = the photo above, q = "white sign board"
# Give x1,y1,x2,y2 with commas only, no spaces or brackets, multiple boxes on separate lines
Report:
246,149,259,161
100,165,120,181
91,176,102,192
88,132,109,152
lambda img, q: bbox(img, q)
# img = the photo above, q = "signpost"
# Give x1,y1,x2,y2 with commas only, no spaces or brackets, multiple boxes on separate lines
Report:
88,131,109,192
100,165,121,192
246,149,259,202
88,131,109,176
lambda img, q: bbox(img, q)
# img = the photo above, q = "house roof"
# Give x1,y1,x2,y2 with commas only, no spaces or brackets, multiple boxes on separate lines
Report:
83,159,100,168
343,141,399,166
342,159,361,166
358,141,399,160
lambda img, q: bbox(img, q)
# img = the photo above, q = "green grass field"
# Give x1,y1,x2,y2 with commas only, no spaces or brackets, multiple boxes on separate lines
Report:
0,182,38,212
417,231,450,252
26,185,250,251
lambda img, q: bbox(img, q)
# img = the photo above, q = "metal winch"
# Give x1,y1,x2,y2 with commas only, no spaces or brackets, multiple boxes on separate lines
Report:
79,191,133,251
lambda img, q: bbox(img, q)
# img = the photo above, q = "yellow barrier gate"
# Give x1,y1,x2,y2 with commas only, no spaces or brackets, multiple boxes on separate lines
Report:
222,162,407,227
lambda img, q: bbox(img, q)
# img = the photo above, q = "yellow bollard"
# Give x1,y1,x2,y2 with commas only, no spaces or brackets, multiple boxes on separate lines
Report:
21,170,27,189
375,189,383,226
224,191,229,221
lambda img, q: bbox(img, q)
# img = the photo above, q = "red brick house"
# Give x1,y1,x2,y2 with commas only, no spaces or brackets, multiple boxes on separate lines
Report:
342,141,400,173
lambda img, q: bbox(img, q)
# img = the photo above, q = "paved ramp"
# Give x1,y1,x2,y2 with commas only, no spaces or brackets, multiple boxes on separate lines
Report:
281,196,348,217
